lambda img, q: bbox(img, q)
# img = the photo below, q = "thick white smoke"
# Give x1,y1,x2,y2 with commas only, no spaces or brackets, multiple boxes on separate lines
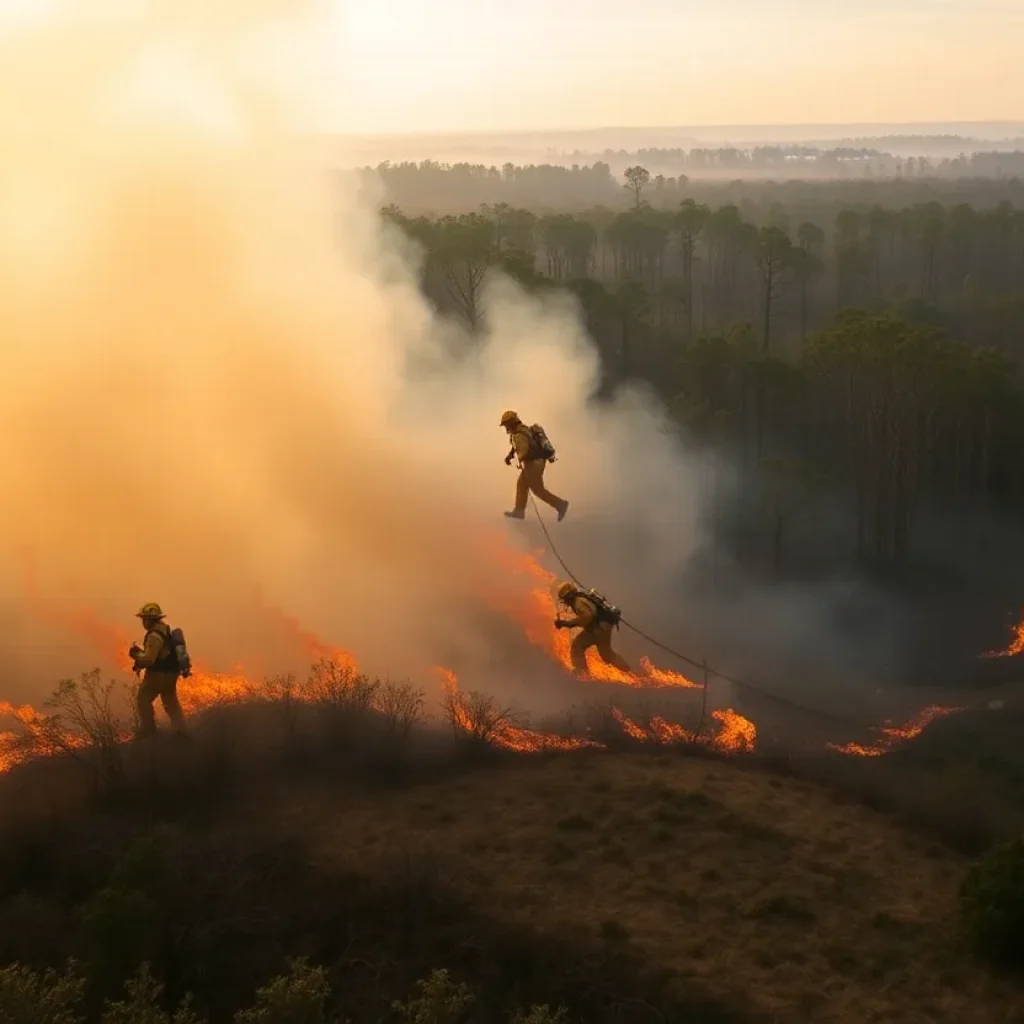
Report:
0,0,717,710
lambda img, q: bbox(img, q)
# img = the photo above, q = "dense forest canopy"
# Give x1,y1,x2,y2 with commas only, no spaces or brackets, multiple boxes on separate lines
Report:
378,162,1024,615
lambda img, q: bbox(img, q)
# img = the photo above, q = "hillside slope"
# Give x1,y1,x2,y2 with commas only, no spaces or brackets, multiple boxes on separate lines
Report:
2,739,1022,1023
290,752,1018,1024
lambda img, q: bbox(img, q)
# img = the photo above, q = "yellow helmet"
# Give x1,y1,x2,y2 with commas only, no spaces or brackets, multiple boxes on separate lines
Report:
499,409,520,427
556,581,576,603
136,602,165,620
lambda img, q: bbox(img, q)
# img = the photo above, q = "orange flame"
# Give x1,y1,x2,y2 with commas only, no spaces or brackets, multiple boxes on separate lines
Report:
981,608,1024,659
829,704,963,757
434,667,604,753
0,697,93,771
480,539,701,688
611,706,756,754
1,579,362,774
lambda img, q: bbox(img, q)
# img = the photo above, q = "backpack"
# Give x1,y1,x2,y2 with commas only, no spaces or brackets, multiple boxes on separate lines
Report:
169,626,193,678
527,423,557,463
572,588,622,628
147,625,192,678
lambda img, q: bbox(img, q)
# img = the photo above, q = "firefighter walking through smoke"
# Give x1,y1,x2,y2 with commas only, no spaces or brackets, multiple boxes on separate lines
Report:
554,581,632,675
500,410,569,521
130,602,191,739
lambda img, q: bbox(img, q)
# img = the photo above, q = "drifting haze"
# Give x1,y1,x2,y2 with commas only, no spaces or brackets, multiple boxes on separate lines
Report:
0,0,723,708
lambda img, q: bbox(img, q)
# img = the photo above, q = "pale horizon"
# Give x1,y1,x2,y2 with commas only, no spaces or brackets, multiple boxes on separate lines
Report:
336,0,1024,135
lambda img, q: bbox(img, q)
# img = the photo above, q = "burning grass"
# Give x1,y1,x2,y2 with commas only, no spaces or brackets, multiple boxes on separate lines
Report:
980,607,1024,659
0,536,973,788
828,705,965,758
2,670,1022,1023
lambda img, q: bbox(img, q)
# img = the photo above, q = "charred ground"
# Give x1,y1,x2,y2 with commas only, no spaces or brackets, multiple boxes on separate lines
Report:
1,692,1022,1024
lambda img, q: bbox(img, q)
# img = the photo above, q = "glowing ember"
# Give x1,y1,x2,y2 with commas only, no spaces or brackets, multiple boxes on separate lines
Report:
829,705,963,757
981,608,1024,659
434,667,604,753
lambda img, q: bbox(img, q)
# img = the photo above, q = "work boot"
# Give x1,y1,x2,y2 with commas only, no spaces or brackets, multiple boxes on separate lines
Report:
557,500,570,523
504,510,526,520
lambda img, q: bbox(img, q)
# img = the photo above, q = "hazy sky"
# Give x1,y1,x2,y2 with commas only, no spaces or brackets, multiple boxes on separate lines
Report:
0,0,1020,135
337,0,1024,134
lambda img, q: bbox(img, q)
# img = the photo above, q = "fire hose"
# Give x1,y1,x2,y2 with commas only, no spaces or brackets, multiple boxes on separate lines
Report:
524,491,879,731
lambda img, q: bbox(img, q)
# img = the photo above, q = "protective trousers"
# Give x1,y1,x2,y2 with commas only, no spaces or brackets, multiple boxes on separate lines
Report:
570,625,631,674
137,670,187,736
515,459,566,515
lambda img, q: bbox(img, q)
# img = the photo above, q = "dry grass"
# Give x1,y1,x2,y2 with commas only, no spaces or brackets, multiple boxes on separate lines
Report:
286,753,1021,1024
2,695,1024,1022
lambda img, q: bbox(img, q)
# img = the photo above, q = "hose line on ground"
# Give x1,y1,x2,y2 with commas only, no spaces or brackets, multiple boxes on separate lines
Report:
527,494,877,731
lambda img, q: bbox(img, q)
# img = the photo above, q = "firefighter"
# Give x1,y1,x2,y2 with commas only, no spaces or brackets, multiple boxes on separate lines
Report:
130,602,188,739
500,410,569,521
554,581,632,675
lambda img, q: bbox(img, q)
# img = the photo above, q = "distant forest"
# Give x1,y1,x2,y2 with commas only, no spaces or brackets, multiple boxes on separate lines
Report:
363,149,1024,215
377,159,1024,600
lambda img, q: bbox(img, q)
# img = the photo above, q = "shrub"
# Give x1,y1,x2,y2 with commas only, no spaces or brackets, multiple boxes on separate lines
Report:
509,1008,569,1024
376,682,427,743
959,834,1024,969
0,960,85,1024
79,887,160,995
391,969,474,1024
257,675,302,739
30,672,132,792
441,688,517,748
305,660,379,716
79,829,179,995
234,959,329,1024
101,965,202,1024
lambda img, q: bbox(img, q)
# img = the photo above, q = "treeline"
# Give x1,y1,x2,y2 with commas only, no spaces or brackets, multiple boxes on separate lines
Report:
364,158,1024,215
563,146,1024,181
382,187,1024,572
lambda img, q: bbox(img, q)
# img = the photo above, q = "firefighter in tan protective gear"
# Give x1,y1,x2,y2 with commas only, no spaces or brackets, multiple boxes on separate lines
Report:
129,602,188,739
500,410,569,522
554,581,632,675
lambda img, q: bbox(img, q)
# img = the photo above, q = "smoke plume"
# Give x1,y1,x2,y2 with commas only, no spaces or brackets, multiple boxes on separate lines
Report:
0,0,720,711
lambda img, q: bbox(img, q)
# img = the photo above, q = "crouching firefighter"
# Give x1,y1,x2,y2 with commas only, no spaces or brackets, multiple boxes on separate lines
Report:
500,410,569,522
129,602,192,739
554,581,632,676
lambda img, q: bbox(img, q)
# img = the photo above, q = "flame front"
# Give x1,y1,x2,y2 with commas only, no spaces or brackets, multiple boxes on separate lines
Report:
0,539,976,776
434,667,604,753
611,706,756,753
481,539,701,689
829,705,962,757
980,608,1024,659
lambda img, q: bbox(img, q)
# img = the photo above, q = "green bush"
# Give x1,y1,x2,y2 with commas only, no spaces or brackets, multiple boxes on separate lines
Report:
0,960,85,1024
78,828,179,995
391,969,474,1024
509,1008,569,1024
234,960,329,1024
79,888,160,995
101,966,201,1024
0,958,566,1024
959,834,1024,968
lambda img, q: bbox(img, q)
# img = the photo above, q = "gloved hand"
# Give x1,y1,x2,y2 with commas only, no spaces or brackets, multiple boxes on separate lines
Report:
504,452,514,466
129,643,142,661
